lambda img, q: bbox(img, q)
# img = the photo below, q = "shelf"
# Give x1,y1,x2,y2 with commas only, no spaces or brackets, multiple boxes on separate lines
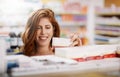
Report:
96,12,120,16
55,12,86,15
95,7,120,16
95,35,120,44
95,40,111,44
95,7,120,45
58,21,86,26
96,23,120,26
95,30,120,37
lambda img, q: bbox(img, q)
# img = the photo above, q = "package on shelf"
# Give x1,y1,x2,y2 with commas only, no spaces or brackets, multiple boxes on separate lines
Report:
7,55,41,69
95,35,120,44
10,55,78,76
31,55,77,65
8,52,120,76
55,44,120,61
11,57,120,77
7,55,77,70
95,7,120,45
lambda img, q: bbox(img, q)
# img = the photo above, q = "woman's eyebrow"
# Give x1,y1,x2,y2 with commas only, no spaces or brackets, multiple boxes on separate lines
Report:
45,24,50,26
37,24,41,26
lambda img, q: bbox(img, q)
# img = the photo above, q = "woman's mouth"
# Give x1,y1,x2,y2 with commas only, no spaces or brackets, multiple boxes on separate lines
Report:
39,36,48,40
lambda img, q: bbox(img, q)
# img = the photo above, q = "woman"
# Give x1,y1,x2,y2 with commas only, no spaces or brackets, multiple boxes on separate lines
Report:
21,8,82,56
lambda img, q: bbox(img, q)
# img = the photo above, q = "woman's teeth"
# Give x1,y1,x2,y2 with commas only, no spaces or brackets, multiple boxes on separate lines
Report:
39,36,47,40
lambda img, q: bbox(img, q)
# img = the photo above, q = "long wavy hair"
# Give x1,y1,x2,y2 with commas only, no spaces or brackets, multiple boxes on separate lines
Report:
21,8,60,56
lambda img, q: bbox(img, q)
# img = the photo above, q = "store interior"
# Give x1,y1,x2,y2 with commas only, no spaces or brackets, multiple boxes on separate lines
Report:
0,0,119,45
0,0,120,77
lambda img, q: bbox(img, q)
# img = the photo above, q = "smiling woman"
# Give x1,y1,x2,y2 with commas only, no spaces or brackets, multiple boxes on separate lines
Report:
21,8,82,56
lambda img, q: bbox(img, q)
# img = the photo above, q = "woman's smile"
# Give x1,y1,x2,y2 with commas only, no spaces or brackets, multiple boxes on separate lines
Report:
39,36,48,40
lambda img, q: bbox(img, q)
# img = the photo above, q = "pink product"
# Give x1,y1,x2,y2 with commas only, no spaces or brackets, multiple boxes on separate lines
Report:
73,53,117,62
73,15,86,21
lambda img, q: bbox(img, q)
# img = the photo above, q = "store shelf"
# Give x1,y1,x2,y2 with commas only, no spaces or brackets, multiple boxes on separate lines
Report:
95,35,120,44
58,21,86,26
95,30,120,36
55,12,86,15
95,7,120,45
96,23,120,26
11,57,120,77
96,12,120,16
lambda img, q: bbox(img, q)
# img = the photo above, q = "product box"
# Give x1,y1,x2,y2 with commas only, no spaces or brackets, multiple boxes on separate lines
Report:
52,37,72,47
55,44,120,62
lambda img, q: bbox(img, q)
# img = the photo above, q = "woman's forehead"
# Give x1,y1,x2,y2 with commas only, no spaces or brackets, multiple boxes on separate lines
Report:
38,17,51,24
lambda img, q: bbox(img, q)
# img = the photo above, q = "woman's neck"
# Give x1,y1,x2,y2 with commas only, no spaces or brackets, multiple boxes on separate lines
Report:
35,46,54,56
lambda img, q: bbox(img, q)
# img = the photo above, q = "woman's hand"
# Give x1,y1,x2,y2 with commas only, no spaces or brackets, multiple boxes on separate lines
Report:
69,33,82,46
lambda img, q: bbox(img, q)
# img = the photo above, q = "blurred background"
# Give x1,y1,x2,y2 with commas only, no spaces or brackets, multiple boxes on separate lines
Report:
0,0,120,77
0,0,120,46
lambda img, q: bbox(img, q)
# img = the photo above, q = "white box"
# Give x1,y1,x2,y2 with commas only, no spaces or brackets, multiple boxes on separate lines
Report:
52,37,72,47
55,44,120,59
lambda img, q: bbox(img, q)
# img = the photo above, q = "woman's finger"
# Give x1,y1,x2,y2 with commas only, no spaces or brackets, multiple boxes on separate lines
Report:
77,38,82,46
70,37,82,46
68,33,82,46
69,40,78,46
70,33,79,42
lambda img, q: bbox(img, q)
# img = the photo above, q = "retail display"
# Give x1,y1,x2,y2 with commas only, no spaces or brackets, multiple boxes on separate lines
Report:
55,44,120,62
55,10,88,45
7,54,120,77
2,37,120,77
17,32,23,49
1,32,23,55
1,0,120,77
95,7,120,44
9,32,18,49
7,55,77,75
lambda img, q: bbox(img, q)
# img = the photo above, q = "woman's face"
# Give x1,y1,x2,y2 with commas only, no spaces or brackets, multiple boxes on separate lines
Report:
35,17,53,47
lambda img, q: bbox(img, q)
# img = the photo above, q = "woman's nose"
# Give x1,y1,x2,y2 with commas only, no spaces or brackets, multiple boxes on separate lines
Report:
41,28,46,34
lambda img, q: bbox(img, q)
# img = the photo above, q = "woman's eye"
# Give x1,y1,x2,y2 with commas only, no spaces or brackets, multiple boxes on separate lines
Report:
46,25,51,29
36,26,42,29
